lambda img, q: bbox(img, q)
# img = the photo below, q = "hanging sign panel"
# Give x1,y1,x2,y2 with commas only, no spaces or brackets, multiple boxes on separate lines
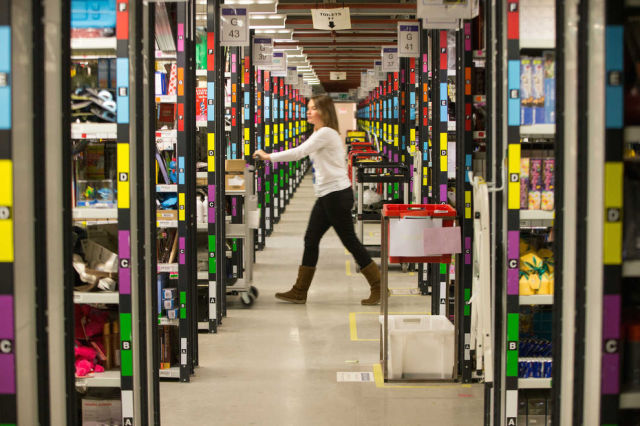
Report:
382,47,399,73
221,7,249,47
374,60,386,81
417,0,478,29
311,8,351,30
285,66,298,84
398,22,420,58
253,38,273,68
270,51,286,76
330,71,347,81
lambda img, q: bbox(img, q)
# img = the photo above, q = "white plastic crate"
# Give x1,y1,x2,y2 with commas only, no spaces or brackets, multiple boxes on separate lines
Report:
380,315,455,380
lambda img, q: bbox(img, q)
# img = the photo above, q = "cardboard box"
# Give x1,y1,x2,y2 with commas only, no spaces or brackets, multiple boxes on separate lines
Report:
82,398,122,425
157,210,178,221
225,173,246,191
225,159,246,173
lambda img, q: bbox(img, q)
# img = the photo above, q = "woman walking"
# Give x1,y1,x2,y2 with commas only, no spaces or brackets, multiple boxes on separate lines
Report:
253,94,380,305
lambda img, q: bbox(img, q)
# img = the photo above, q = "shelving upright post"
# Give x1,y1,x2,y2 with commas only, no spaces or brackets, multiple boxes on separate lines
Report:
205,0,222,333
430,29,450,316
418,27,431,295
503,0,522,422
115,0,137,414
1,2,16,423
272,75,280,224
176,0,196,381
599,0,625,422
263,70,273,236
456,20,475,384
255,67,266,249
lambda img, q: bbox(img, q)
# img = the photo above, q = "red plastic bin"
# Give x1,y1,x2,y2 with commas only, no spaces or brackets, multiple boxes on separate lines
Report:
382,204,458,264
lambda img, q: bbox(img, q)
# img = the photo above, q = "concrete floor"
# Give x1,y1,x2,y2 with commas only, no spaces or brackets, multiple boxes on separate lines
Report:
160,174,485,426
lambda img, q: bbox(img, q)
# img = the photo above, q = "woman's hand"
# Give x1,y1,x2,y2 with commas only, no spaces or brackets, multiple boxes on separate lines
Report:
253,149,270,161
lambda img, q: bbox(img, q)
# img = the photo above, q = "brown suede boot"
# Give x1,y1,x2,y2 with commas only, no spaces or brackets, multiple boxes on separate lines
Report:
360,261,381,305
275,265,316,304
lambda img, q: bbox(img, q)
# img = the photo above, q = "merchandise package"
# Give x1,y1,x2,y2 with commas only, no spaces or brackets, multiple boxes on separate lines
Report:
531,57,545,124
167,63,178,95
520,57,534,125
196,87,207,122
543,51,556,124
528,158,542,210
541,158,555,211
520,157,531,209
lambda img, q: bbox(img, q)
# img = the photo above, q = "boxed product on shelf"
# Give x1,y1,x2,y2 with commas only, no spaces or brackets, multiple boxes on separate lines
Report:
157,210,178,221
76,179,116,208
166,308,179,320
541,158,554,211
225,174,246,191
71,0,116,28
521,158,531,210
155,71,167,95
160,325,178,370
543,52,556,124
196,87,207,122
162,287,177,300
520,57,534,125
82,398,121,426
225,159,246,173
528,158,542,210
163,298,177,310
531,57,545,124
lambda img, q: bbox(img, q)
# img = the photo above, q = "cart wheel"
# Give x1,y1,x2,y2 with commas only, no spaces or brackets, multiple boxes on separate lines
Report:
240,292,255,307
401,263,409,273
250,286,259,298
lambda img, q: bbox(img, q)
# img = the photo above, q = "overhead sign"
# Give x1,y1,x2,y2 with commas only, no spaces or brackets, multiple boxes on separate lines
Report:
220,7,249,47
417,0,478,29
330,72,347,81
382,47,399,73
285,66,298,84
253,38,273,68
311,8,351,30
398,22,420,58
270,51,286,75
374,60,386,81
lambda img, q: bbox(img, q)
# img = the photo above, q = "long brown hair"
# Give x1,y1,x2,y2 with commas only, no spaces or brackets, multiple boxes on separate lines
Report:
309,94,340,133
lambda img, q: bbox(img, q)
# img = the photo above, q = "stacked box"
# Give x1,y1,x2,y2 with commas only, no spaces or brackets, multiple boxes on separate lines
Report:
520,57,534,125
162,287,178,319
531,57,545,124
543,52,556,124
528,158,542,210
541,158,555,211
521,158,531,209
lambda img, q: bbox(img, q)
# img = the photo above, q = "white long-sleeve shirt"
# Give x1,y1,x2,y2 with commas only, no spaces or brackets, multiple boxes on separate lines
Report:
270,126,351,197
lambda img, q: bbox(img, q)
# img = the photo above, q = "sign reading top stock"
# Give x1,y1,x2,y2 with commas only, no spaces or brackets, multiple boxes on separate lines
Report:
221,7,249,47
382,47,399,73
253,38,273,68
311,8,351,30
397,22,420,58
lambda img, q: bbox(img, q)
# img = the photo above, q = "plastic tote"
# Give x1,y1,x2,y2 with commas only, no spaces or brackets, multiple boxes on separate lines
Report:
379,315,455,380
383,204,460,264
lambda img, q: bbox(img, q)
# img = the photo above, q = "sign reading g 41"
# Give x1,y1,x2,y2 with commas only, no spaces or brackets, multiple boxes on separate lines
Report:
397,22,420,58
221,7,249,47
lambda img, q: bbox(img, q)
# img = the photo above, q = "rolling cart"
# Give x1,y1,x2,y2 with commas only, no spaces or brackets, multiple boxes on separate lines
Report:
355,162,410,260
379,204,461,381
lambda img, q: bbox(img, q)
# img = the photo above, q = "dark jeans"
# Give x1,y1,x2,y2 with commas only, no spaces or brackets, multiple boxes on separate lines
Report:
301,187,372,269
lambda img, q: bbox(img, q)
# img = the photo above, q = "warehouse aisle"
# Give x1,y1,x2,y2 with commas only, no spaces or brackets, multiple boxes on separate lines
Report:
160,174,484,425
